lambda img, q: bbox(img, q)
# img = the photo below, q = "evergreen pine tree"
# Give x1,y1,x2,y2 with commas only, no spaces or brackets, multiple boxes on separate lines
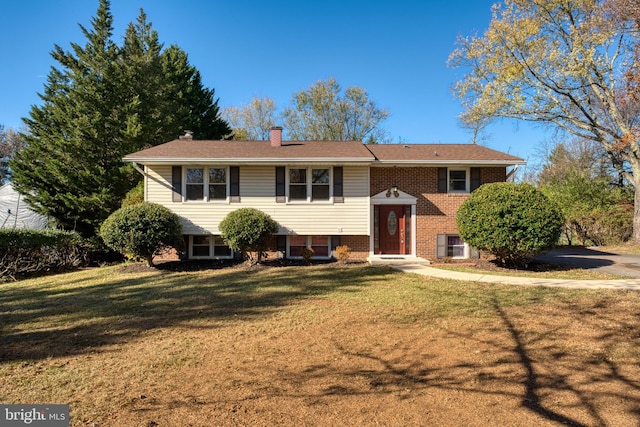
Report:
11,0,229,236
13,0,125,236
159,45,230,140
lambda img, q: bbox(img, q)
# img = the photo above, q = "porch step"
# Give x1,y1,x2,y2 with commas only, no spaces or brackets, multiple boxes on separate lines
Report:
367,256,431,266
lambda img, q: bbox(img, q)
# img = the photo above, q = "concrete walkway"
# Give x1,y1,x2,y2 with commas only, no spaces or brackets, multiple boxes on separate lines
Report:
392,264,640,291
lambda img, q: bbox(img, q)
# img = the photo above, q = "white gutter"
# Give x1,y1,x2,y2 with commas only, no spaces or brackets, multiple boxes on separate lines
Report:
124,158,526,167
370,160,527,166
122,157,375,165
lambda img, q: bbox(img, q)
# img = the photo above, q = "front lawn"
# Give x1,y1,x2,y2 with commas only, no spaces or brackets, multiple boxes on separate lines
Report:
1,264,639,426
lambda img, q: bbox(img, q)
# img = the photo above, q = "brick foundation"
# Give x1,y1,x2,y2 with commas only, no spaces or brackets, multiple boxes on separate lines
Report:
338,235,370,261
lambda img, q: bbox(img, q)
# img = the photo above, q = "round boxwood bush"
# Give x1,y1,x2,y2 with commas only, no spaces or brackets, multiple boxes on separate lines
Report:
99,202,183,267
219,208,279,264
456,182,564,267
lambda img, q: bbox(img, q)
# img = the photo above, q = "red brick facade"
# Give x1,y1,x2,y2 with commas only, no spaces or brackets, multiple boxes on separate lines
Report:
339,235,370,262
370,167,507,260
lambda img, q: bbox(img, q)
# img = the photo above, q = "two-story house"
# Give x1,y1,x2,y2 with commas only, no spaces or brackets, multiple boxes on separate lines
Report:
123,127,525,263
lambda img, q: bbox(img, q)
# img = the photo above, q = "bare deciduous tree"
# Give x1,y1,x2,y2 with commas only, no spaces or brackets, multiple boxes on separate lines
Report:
0,125,26,183
223,97,277,140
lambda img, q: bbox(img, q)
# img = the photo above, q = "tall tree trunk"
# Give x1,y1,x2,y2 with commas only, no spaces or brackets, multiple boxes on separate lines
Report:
634,185,640,243
629,157,640,243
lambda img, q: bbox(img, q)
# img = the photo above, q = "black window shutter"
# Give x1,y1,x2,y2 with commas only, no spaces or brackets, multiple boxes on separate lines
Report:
276,166,286,203
172,166,182,202
437,168,447,193
469,246,480,259
470,167,481,191
333,167,344,203
230,166,240,202
436,234,447,258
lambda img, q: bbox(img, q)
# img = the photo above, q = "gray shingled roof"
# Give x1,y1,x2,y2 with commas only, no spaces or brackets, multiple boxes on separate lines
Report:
124,140,375,163
366,144,524,164
124,139,525,165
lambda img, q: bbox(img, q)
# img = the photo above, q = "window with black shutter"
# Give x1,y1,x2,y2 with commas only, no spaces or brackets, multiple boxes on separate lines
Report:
333,167,344,203
230,166,240,202
172,166,182,202
276,167,286,203
437,168,447,193
470,167,481,191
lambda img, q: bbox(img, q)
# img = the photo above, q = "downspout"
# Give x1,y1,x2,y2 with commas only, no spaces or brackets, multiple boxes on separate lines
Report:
131,162,148,202
131,162,146,177
506,164,519,181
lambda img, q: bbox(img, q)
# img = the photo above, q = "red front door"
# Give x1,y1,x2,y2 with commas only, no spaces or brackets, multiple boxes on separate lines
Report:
379,205,406,255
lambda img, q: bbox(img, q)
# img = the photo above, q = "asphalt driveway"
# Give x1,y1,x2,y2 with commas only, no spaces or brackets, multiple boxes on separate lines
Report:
533,246,640,278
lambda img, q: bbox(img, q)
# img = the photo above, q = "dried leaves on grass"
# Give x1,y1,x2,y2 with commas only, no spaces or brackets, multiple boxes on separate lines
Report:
1,264,639,426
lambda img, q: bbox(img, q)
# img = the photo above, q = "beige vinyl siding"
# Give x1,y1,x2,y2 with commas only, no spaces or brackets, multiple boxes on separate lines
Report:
145,165,370,236
145,165,173,203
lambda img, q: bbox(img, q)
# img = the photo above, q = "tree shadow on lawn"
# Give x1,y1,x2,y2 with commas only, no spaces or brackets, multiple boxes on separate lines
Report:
279,296,640,427
0,264,386,362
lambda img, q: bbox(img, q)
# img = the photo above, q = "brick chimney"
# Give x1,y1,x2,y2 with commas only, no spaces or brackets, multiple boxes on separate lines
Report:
270,126,283,147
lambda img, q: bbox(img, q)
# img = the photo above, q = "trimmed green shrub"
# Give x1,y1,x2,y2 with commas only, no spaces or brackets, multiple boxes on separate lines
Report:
99,202,183,267
456,182,564,267
0,229,86,281
571,201,633,246
219,208,279,264
540,171,633,246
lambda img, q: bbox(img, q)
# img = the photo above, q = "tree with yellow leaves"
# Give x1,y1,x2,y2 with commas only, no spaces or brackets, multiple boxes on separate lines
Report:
449,0,640,241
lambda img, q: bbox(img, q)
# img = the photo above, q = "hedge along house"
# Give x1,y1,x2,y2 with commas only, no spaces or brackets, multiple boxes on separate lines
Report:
123,127,525,263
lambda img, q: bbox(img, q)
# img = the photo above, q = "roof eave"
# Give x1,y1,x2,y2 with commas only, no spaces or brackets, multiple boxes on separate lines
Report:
123,157,376,164
370,159,527,166
124,157,526,166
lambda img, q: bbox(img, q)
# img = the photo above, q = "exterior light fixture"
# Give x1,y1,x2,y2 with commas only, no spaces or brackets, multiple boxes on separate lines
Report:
386,184,399,198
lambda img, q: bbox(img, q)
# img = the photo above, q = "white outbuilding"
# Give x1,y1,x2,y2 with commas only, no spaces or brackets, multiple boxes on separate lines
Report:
0,184,49,229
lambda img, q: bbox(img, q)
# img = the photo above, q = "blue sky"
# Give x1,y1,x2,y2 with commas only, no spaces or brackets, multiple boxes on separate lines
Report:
0,0,549,169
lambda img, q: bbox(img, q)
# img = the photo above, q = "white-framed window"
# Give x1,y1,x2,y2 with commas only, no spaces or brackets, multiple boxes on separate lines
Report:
448,168,469,193
289,168,307,200
185,167,228,202
288,167,331,202
189,235,233,259
446,235,465,257
436,233,478,259
311,169,330,201
186,168,205,200
208,168,227,200
288,235,331,259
